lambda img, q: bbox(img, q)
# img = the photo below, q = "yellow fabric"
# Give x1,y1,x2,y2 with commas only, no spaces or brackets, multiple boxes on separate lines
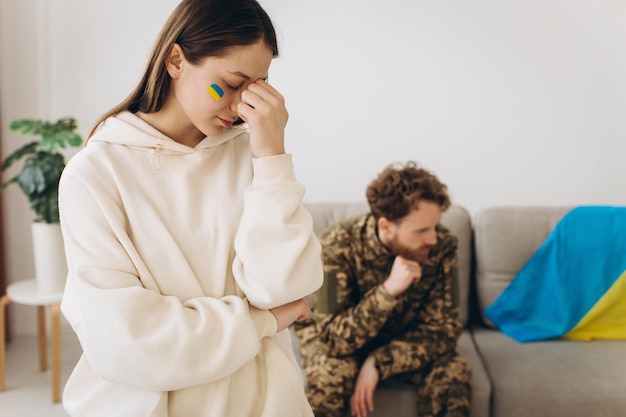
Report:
564,270,626,341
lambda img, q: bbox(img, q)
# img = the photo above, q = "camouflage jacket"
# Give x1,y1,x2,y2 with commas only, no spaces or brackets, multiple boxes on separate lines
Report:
305,213,463,380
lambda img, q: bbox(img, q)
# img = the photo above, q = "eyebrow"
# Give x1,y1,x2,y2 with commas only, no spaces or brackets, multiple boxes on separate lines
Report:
228,71,268,81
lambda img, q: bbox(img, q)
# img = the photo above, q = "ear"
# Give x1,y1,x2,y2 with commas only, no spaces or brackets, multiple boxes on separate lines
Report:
166,43,184,78
377,217,392,235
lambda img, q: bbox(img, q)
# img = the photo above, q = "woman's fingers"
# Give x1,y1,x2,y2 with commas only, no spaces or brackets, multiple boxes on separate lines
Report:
238,79,288,157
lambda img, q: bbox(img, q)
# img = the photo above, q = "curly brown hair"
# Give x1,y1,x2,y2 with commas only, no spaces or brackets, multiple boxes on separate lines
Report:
366,161,451,222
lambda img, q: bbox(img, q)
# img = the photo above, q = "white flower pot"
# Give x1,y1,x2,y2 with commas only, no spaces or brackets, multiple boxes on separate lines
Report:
31,222,67,293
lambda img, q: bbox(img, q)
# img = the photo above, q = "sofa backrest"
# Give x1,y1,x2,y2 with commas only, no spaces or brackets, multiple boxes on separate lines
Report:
304,202,473,327
473,206,572,327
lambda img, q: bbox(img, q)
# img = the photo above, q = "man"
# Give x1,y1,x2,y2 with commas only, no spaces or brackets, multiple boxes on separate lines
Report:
295,161,471,417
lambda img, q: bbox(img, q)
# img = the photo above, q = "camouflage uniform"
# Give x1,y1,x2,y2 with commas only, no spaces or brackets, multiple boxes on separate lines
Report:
295,213,471,417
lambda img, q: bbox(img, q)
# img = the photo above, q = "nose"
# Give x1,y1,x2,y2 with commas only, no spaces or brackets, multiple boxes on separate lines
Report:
229,92,243,113
426,229,438,246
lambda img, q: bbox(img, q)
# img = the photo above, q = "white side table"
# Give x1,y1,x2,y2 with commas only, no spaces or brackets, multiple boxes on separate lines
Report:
0,279,63,403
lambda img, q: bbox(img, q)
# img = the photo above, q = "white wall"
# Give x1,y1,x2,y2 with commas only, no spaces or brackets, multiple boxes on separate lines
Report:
1,0,52,335
263,0,626,210
1,0,625,334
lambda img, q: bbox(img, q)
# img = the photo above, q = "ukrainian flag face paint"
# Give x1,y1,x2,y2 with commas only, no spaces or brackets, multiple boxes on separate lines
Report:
207,83,224,101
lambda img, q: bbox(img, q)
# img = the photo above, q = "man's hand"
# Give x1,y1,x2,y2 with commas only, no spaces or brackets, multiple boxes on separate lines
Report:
382,256,422,297
350,356,379,417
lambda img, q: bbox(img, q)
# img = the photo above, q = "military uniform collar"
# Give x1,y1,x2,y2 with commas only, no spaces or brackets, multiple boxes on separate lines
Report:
364,214,395,258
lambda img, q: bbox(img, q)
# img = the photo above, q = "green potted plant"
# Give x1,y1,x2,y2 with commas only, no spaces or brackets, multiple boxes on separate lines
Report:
1,117,83,293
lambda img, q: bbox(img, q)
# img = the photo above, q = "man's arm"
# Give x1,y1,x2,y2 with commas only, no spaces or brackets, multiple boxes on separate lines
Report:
313,225,398,357
371,235,463,380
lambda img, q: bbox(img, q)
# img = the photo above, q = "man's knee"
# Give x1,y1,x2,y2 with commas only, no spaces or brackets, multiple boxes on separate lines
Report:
431,351,472,384
305,354,359,417
412,351,472,417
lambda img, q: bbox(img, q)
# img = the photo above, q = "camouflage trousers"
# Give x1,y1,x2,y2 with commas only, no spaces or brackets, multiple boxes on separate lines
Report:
304,343,471,417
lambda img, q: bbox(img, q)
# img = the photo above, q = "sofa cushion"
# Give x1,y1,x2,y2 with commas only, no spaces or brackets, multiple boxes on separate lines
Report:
473,327,626,417
473,206,571,326
483,206,626,342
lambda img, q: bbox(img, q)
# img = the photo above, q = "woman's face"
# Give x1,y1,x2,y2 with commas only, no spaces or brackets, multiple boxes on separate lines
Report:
165,40,273,145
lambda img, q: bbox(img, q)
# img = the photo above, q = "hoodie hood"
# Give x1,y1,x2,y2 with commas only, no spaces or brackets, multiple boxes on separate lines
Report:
90,111,248,153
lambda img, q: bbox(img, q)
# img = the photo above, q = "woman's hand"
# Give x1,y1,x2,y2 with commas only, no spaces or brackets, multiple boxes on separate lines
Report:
237,79,289,158
270,298,311,332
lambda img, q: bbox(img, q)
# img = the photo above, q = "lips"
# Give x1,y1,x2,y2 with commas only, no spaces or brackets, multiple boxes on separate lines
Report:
217,117,235,128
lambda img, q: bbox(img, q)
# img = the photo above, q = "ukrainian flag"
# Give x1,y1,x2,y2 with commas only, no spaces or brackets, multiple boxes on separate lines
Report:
484,206,626,342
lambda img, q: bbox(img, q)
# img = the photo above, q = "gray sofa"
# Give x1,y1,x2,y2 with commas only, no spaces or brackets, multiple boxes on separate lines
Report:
294,203,626,417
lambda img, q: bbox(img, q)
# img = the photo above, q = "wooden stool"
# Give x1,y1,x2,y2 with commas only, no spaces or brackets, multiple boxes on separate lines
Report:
0,279,63,403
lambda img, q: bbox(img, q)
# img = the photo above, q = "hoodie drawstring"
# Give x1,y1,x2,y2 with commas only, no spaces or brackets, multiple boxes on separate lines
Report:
151,144,162,170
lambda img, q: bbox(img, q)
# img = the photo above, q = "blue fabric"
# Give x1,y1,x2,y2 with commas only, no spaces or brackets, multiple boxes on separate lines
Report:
484,206,626,342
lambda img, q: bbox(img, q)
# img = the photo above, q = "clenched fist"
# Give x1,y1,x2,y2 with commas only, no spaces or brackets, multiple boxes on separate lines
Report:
382,256,422,297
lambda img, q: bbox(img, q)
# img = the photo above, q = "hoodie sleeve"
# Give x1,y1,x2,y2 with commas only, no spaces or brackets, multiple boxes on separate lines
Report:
232,154,324,309
59,163,278,392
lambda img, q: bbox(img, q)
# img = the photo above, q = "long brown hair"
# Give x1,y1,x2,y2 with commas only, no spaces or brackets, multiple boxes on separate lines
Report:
88,0,278,138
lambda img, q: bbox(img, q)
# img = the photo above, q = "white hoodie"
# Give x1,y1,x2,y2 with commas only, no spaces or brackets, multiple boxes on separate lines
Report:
59,111,323,417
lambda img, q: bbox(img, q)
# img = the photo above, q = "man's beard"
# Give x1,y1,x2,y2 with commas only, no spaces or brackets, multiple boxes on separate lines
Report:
387,238,431,263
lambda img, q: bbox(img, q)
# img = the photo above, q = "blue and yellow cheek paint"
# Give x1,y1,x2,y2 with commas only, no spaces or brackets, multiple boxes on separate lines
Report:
207,83,224,101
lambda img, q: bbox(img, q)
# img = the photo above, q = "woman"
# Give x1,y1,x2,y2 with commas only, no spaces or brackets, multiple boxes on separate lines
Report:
58,0,323,416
